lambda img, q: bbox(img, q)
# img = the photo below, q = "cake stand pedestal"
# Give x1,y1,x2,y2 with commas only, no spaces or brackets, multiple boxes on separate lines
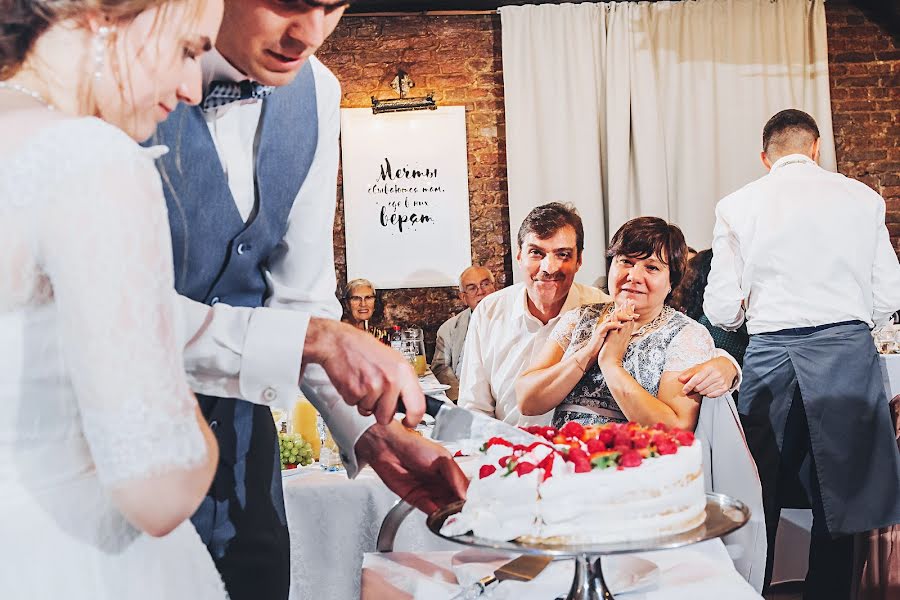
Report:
426,492,750,600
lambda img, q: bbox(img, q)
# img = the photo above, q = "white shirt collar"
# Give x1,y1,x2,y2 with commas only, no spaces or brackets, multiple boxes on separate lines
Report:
514,281,584,324
202,48,248,95
770,153,815,173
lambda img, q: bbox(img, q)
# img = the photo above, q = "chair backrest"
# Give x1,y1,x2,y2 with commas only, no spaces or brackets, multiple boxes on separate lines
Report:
696,392,767,593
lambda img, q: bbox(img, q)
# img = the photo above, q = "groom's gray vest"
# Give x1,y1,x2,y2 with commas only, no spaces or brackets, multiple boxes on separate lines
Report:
149,62,318,600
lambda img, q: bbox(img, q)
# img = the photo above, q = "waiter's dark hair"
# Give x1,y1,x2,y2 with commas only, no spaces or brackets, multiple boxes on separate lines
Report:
762,109,820,156
517,202,584,258
606,217,687,293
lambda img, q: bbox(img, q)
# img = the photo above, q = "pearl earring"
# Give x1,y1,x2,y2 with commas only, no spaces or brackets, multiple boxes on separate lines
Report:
93,25,113,80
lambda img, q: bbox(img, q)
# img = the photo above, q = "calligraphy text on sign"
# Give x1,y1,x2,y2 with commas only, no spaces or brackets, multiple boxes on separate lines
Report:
368,158,447,232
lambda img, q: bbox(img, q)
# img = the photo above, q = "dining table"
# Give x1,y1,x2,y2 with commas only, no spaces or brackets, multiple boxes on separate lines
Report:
360,540,762,599
283,369,456,600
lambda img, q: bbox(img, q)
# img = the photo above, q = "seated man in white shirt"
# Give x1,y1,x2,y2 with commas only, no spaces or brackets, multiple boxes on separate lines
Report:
458,202,741,425
704,109,900,598
432,266,497,401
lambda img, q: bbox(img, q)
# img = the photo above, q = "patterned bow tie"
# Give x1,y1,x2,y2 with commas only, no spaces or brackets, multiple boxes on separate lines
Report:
201,79,275,112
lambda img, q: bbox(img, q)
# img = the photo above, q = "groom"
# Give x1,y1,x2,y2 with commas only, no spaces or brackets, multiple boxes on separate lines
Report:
150,1,467,599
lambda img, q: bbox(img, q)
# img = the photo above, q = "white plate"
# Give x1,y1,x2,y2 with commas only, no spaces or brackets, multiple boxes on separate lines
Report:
602,555,660,594
422,383,451,393
281,465,311,478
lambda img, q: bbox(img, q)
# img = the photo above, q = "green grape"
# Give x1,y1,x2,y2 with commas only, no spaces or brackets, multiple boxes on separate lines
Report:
279,432,314,468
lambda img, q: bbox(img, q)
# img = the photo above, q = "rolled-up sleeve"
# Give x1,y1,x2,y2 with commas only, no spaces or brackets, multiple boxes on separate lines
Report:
705,199,747,331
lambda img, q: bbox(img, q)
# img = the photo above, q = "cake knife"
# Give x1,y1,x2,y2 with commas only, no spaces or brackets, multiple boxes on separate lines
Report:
450,554,553,599
401,395,543,446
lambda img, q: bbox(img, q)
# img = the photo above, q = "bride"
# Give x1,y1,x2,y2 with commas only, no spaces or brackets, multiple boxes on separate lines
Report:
0,0,228,598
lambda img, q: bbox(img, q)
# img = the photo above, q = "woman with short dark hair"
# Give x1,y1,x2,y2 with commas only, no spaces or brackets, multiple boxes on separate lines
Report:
670,249,749,366
516,217,718,431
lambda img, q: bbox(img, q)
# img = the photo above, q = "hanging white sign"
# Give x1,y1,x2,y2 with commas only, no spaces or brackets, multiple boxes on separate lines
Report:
340,106,472,288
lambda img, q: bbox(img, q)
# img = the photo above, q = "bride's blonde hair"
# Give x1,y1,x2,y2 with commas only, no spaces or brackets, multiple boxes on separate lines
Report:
1,0,209,133
2,1,179,78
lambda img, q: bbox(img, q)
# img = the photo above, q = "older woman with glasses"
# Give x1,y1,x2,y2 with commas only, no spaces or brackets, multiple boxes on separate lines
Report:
342,278,384,333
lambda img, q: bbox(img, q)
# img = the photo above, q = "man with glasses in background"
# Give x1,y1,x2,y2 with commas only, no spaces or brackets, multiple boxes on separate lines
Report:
431,266,496,401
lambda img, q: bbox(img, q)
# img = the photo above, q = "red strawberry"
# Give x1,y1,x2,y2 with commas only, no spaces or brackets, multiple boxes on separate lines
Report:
674,430,695,446
567,447,588,462
479,464,497,479
453,450,464,457
498,455,512,468
573,459,592,473
560,421,585,439
485,437,514,449
614,431,633,448
515,462,537,476
597,428,616,446
586,439,606,454
541,427,558,439
656,439,678,455
631,432,651,449
619,449,643,468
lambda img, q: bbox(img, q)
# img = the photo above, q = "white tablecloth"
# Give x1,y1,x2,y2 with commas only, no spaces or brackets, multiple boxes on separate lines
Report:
361,540,761,599
283,458,459,600
878,353,900,400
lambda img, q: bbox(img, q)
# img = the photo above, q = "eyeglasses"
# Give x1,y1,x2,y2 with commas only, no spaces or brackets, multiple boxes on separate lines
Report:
463,280,496,295
349,295,376,305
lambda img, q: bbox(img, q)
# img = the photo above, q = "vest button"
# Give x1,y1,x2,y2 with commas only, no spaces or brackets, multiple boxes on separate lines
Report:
211,297,220,305
236,242,251,255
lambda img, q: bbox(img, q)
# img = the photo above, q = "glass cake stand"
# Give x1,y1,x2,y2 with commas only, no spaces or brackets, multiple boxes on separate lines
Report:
426,492,750,600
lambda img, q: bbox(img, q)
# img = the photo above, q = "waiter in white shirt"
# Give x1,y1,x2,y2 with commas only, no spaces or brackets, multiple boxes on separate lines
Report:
704,109,900,598
459,202,742,425
150,2,467,599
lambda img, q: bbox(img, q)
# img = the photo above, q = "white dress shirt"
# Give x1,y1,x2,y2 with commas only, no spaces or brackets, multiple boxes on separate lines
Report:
457,282,610,425
175,51,374,475
704,154,900,335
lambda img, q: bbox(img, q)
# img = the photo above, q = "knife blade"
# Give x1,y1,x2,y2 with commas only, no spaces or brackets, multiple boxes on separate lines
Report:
451,554,553,599
403,395,542,446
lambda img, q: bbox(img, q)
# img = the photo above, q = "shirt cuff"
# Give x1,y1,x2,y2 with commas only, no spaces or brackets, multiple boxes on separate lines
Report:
300,363,376,478
239,308,309,408
713,348,742,393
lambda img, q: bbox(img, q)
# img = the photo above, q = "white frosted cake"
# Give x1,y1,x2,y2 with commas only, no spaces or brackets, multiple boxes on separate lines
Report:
441,421,706,544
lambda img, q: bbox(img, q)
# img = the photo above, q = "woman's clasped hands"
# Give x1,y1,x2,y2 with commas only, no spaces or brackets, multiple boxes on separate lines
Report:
574,300,639,372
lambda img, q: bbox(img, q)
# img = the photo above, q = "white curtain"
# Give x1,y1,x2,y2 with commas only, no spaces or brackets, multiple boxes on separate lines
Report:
501,0,835,287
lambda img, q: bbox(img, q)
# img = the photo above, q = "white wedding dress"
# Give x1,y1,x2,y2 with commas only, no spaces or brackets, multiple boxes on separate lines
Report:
0,116,227,599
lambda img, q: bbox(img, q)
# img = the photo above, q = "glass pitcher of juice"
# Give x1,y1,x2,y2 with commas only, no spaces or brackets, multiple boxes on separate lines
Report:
292,395,321,461
402,327,427,377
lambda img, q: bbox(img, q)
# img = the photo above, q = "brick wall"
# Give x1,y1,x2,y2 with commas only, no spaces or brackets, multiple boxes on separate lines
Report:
317,15,507,356
827,4,900,255
318,6,900,356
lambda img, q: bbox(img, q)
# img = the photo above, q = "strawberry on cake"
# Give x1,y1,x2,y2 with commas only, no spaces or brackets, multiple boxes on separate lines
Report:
441,421,706,544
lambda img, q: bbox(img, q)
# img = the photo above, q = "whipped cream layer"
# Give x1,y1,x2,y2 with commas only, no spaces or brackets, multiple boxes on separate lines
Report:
441,437,706,545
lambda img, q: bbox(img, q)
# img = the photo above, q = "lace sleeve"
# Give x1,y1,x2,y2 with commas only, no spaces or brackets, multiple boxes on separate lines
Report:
39,120,206,487
549,307,582,351
664,320,716,373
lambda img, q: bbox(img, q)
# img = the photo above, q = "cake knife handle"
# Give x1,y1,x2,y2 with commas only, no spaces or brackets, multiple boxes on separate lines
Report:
450,575,496,599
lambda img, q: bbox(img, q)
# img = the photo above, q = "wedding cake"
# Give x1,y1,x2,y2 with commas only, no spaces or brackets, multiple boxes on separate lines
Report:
441,421,706,544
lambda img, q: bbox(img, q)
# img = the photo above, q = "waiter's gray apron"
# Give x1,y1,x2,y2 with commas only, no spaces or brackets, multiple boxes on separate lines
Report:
740,322,900,535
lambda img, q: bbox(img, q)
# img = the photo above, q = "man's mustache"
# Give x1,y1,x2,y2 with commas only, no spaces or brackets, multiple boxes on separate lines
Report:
533,273,564,282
